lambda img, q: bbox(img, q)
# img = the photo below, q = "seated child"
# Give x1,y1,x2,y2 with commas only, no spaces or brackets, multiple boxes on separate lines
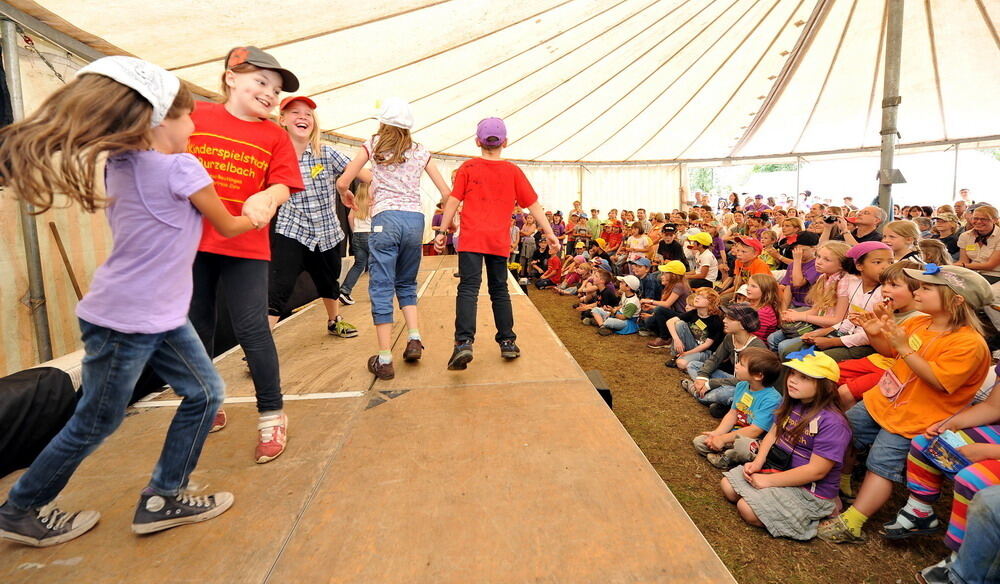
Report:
819,264,992,544
555,260,589,295
629,257,662,300
684,232,719,289
835,261,922,410
778,231,821,310
720,347,852,540
883,367,1000,583
527,238,551,279
592,275,642,336
745,273,782,342
665,288,724,369
534,249,563,289
693,347,783,469
720,236,771,298
642,261,691,344
682,303,769,408
578,269,618,320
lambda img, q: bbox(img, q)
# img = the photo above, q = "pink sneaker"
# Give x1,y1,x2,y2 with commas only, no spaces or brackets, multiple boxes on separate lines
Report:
254,412,288,464
209,408,227,433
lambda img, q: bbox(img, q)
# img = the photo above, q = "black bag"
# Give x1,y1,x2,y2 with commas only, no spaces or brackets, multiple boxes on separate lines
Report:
762,445,792,471
0,368,79,478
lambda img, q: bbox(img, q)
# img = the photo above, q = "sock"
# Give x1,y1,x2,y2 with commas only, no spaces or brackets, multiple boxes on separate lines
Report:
840,506,868,536
840,473,855,497
378,350,393,365
408,329,421,341
885,496,936,530
259,409,283,420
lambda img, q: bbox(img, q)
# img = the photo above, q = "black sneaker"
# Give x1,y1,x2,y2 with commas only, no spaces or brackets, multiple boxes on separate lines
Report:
499,340,520,360
338,291,355,305
447,343,474,370
0,501,100,547
132,488,234,535
708,403,730,419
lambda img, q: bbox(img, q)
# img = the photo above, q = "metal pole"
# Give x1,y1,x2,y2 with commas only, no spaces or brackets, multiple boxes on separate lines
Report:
2,18,53,362
877,0,905,221
951,143,959,200
795,156,801,207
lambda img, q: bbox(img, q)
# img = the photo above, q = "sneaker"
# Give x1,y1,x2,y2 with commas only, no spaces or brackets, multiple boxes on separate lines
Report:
209,408,227,433
499,340,520,360
131,488,234,535
708,403,729,419
706,453,732,469
0,502,100,547
646,338,670,349
817,515,866,544
597,326,614,336
581,317,594,326
680,379,696,395
447,343,474,370
367,355,395,380
637,329,654,337
338,291,355,305
403,339,424,362
255,412,288,464
915,558,951,584
664,357,677,368
328,316,359,338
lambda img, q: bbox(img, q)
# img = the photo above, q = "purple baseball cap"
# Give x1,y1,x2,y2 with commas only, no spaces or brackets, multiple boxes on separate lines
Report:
846,241,891,261
477,117,507,146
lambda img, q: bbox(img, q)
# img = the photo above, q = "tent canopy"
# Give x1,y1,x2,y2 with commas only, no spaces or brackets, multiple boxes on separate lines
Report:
5,0,1000,164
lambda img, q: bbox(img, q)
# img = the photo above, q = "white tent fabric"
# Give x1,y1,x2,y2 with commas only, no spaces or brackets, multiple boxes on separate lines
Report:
9,0,1000,163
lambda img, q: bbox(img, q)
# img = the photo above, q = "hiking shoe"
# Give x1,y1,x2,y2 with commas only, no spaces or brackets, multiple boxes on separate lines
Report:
255,412,288,464
664,357,678,368
499,340,520,360
916,558,951,584
680,379,696,395
338,291,355,305
706,453,732,469
367,355,395,380
131,488,234,535
817,515,866,544
209,408,227,433
597,326,614,336
637,329,654,337
708,403,730,419
647,338,670,349
328,316,359,338
403,339,424,362
447,343,474,370
581,317,594,326
0,502,100,547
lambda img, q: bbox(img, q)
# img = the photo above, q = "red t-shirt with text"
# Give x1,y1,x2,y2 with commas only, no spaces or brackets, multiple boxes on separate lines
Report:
450,158,538,257
188,102,304,260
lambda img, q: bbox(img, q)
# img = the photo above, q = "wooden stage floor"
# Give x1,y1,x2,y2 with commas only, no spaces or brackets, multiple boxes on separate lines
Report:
0,255,734,583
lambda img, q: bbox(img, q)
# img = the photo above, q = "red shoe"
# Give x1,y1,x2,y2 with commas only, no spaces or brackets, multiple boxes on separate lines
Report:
255,413,288,464
209,408,227,433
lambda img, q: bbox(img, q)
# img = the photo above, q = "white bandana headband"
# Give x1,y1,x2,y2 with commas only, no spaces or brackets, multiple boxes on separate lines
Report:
76,56,180,127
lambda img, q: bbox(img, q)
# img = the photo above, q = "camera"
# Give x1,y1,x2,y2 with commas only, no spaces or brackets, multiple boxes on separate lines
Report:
823,215,838,224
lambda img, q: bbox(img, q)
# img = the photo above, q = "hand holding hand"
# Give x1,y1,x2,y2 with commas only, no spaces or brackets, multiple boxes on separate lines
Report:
339,190,357,210
242,191,276,229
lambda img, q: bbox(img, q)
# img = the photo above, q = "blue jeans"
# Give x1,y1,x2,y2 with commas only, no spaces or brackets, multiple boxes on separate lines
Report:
673,320,710,363
951,485,1000,584
368,211,423,325
767,329,786,352
845,400,912,483
341,231,370,295
592,307,627,331
684,363,735,405
7,319,224,509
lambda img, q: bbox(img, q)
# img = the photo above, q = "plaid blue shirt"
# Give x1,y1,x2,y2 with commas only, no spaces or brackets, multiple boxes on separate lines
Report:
274,144,349,252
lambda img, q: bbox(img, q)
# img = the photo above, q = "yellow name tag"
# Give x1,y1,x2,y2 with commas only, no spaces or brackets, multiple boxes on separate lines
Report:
850,304,865,313
740,392,754,408
966,244,978,251
694,319,707,330
908,334,922,351
310,164,324,178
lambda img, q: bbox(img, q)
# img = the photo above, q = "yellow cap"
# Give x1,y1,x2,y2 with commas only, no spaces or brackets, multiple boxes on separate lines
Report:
782,346,840,382
595,238,606,247
658,260,687,275
686,232,712,247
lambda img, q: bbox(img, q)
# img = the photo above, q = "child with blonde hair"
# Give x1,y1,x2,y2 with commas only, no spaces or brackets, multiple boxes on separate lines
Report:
337,98,452,380
0,57,251,545
339,182,373,305
770,241,851,353
882,220,923,263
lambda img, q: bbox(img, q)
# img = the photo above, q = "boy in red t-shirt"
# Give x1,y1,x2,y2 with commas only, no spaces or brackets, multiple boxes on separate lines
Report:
434,118,560,370
535,254,563,290
187,46,304,464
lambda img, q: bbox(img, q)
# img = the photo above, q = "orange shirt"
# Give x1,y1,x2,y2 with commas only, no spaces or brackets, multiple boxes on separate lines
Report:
863,315,989,438
734,257,771,280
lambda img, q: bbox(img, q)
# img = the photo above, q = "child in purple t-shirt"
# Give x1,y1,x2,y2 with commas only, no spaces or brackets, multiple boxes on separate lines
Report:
721,347,852,540
0,58,256,547
779,233,820,309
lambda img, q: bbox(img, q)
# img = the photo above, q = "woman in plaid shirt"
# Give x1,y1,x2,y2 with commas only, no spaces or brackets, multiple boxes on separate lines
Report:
268,96,369,337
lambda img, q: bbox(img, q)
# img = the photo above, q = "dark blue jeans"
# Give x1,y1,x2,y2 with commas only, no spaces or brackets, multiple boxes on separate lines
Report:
456,251,515,344
341,231,370,295
7,319,224,509
190,251,281,412
368,211,423,325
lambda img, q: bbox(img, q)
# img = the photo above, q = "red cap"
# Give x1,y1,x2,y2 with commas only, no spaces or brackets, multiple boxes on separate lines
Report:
280,95,317,111
734,236,763,254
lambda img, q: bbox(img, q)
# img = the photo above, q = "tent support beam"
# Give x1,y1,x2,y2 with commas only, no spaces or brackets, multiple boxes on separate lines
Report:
877,0,904,219
2,17,52,362
0,1,103,61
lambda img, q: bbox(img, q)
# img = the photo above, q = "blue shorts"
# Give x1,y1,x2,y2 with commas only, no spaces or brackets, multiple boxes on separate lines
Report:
845,401,912,483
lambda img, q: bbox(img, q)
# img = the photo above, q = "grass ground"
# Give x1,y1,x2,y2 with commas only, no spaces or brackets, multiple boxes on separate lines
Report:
530,290,953,584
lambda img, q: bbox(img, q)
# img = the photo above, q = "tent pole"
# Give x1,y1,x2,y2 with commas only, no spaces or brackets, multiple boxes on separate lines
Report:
578,165,584,207
951,144,959,200
795,156,801,207
877,0,904,220
2,18,52,362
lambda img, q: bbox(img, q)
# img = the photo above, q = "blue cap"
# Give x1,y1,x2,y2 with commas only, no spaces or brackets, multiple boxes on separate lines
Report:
629,257,652,267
